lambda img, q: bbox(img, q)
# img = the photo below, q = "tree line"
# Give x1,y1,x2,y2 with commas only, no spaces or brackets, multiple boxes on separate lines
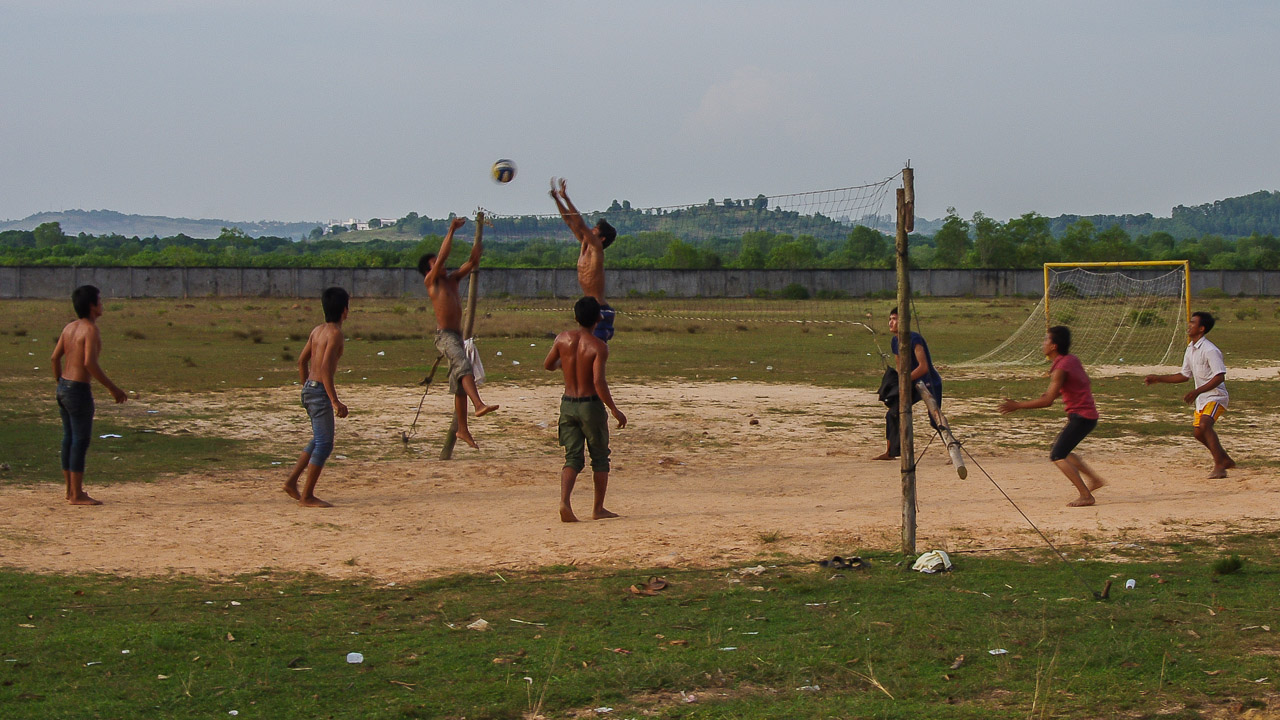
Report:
3,213,1280,270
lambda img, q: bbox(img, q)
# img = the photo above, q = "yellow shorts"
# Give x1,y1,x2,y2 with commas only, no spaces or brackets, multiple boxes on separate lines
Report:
1193,401,1225,428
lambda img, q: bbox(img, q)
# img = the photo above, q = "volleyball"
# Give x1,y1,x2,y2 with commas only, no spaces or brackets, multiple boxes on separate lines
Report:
491,159,517,184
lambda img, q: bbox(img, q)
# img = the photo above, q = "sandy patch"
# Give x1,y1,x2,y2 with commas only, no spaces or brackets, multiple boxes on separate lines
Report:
1,382,1277,580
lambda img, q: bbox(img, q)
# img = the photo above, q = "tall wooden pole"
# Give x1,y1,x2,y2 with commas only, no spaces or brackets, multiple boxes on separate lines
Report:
440,211,485,460
896,168,916,557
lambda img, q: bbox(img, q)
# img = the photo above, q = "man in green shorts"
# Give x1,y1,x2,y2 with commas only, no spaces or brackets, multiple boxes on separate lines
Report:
543,296,628,522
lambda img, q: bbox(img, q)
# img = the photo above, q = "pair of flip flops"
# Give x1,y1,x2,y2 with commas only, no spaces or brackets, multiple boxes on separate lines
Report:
628,576,669,596
818,556,867,570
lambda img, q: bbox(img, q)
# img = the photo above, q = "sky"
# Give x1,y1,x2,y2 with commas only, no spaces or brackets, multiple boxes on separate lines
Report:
2,1,1277,225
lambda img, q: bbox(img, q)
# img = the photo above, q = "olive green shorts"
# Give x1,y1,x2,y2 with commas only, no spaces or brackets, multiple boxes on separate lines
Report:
558,395,610,473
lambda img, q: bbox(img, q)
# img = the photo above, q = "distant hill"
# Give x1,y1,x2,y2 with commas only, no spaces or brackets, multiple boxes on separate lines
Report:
1046,190,1280,240
0,209,321,240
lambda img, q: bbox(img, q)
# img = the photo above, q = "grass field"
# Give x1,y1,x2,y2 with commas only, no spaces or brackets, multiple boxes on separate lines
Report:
2,295,1279,718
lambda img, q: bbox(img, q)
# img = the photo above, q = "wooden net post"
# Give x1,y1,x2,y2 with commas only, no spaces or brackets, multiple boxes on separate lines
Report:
440,211,485,460
896,167,916,557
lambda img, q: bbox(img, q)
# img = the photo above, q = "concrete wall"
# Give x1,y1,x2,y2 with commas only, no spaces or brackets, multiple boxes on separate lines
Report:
3,266,1279,299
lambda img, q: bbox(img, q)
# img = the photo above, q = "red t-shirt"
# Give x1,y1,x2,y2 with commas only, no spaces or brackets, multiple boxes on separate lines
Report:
1051,354,1098,420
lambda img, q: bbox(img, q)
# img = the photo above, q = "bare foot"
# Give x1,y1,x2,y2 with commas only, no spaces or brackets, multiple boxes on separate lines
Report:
456,427,479,449
560,505,579,523
871,452,898,461
1067,496,1095,507
593,508,620,520
283,482,301,500
1223,458,1237,470
299,496,333,508
1207,468,1228,479
476,404,499,417
1086,477,1107,492
69,494,103,506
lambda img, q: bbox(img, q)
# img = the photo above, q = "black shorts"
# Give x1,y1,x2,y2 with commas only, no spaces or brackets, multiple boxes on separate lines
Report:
1050,414,1097,462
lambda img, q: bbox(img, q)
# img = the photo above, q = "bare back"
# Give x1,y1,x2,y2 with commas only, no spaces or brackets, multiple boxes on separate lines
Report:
54,319,100,383
554,328,604,397
305,323,345,384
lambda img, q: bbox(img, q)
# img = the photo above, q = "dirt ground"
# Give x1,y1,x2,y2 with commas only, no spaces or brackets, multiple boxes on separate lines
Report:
2,379,1278,581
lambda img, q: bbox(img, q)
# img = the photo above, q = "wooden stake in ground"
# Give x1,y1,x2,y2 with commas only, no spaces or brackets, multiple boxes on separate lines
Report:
896,167,916,556
440,211,485,460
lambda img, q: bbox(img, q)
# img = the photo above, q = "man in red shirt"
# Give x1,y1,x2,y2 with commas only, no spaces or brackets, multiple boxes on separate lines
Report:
998,325,1107,507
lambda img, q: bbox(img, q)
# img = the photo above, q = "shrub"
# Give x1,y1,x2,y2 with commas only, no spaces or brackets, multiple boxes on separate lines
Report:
1128,309,1159,327
1199,287,1227,299
1235,307,1259,321
1212,554,1244,575
779,283,811,300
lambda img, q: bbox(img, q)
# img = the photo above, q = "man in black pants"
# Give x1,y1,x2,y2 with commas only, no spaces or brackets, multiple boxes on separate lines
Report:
873,307,942,460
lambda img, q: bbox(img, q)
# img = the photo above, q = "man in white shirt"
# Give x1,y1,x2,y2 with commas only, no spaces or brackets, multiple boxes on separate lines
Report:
1145,311,1235,478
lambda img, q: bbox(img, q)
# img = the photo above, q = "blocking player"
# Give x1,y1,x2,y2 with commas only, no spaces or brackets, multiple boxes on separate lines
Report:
1144,311,1235,478
549,177,618,342
418,216,498,449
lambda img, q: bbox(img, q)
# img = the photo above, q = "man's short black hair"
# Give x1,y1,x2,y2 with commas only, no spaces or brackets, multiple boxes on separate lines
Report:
416,253,437,276
574,296,602,328
1192,311,1215,333
595,219,617,249
889,307,898,316
71,285,100,319
1048,325,1072,356
322,286,350,323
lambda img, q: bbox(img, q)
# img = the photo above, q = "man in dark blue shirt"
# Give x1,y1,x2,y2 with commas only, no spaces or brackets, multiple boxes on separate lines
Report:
874,307,943,460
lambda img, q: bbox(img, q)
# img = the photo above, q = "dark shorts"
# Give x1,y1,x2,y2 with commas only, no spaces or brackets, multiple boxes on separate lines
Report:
1050,414,1097,462
593,304,615,343
558,395,610,473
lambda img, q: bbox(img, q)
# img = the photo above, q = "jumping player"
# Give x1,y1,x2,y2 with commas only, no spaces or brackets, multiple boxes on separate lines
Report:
549,177,618,342
418,216,499,449
1144,311,1235,478
999,325,1107,507
282,286,350,508
544,296,627,522
50,285,128,505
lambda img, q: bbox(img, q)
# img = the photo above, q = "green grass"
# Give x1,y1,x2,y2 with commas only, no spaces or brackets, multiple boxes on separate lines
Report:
3,533,1279,719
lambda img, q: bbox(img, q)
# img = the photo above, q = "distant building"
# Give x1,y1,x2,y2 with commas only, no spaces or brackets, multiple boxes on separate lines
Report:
323,217,398,234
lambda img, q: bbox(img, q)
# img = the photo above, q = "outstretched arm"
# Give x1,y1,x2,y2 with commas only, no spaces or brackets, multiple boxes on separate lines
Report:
453,228,483,280
550,177,594,245
1144,372,1189,385
427,216,467,286
592,346,626,428
999,368,1065,414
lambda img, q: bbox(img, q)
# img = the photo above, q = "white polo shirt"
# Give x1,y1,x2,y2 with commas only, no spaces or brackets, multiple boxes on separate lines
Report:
1180,336,1229,411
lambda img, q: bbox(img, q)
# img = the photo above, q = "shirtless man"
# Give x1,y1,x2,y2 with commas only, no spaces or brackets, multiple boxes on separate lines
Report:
282,287,350,508
550,178,618,342
50,285,128,505
544,296,627,522
418,216,498,449
1144,311,1236,478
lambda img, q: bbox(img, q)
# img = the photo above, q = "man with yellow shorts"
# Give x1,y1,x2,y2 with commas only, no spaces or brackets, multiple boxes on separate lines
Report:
1145,311,1235,478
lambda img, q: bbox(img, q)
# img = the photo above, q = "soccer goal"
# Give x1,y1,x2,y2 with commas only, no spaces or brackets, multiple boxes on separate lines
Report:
963,260,1191,367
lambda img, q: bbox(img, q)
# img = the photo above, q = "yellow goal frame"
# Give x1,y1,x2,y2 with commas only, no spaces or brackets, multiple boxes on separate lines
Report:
1043,260,1192,335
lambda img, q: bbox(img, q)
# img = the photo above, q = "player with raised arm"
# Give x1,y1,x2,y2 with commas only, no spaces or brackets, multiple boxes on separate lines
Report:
549,177,618,342
1144,311,1235,478
999,325,1107,507
544,296,627,522
418,216,498,449
282,287,350,508
50,285,128,505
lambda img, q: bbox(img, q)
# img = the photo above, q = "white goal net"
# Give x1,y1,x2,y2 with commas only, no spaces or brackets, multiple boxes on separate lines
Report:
962,262,1190,367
